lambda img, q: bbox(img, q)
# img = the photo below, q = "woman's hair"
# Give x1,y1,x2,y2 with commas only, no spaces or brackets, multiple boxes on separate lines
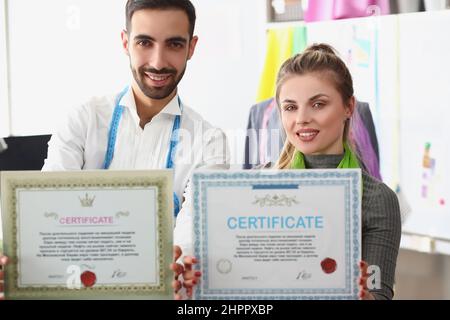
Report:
350,106,382,180
275,43,355,169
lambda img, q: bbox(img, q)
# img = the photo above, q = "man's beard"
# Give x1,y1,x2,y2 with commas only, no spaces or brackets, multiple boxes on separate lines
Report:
132,64,186,100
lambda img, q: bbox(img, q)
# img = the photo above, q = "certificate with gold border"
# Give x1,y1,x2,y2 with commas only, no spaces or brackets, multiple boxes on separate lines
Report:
0,170,173,300
192,170,362,300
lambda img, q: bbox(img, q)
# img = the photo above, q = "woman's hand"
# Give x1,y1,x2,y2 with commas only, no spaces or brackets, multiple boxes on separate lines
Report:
0,255,9,300
358,261,375,300
170,246,201,300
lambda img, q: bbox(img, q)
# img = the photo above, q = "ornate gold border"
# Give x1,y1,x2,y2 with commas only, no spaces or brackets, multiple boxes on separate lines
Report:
1,170,173,299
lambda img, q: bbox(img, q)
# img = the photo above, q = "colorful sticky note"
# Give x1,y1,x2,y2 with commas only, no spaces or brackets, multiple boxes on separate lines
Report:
421,185,428,198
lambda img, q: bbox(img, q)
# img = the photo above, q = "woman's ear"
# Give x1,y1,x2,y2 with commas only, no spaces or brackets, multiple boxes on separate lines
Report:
346,96,356,119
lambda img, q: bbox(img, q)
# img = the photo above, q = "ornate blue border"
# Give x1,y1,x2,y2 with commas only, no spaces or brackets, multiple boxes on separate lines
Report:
193,170,361,300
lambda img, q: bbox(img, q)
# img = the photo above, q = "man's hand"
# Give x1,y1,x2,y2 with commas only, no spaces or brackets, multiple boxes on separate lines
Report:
170,246,201,300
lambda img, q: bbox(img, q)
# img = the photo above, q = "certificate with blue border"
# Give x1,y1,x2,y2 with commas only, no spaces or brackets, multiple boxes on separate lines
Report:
192,169,362,300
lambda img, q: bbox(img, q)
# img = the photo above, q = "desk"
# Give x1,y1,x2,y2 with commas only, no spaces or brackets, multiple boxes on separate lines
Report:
401,231,450,256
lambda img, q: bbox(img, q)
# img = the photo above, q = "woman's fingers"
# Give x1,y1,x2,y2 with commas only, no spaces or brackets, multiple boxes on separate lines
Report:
170,262,184,280
172,279,182,292
174,292,183,300
183,270,202,281
182,269,201,299
359,261,368,277
186,287,193,298
0,255,8,296
0,256,8,266
359,276,369,290
182,269,202,299
357,261,375,300
183,277,198,288
0,256,5,300
173,246,182,262
359,288,375,300
170,254,201,299
182,256,197,272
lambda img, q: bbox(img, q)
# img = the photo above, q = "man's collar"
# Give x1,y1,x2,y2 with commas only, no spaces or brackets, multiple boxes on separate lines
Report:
119,86,181,116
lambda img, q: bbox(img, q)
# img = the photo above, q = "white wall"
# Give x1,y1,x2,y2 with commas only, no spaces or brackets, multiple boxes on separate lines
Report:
182,0,267,165
1,0,268,239
4,0,267,166
0,0,10,137
7,0,130,136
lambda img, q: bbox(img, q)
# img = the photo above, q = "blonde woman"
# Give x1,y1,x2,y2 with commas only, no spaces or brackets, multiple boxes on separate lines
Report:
273,44,401,300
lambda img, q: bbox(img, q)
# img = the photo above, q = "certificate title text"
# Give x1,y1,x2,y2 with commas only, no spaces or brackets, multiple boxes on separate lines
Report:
227,216,324,230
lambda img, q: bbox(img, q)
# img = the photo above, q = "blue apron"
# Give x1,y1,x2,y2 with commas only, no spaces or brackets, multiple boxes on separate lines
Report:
103,87,182,217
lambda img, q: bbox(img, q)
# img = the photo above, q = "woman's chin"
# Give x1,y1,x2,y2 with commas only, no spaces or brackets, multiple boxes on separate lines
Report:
293,143,320,155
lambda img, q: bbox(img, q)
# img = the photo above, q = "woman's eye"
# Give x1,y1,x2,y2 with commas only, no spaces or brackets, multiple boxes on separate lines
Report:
312,102,325,109
284,105,296,112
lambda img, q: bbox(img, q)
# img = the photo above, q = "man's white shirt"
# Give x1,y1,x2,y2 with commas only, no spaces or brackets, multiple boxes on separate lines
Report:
43,86,230,256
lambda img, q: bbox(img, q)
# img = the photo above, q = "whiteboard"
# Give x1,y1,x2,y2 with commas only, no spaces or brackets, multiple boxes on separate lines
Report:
398,10,450,240
306,10,450,242
307,14,400,189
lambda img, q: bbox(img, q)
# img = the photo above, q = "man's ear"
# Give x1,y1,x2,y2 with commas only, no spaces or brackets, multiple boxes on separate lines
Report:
187,36,199,60
121,30,130,56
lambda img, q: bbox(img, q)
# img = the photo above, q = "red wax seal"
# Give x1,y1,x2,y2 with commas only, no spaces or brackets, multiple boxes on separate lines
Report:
80,271,97,288
321,258,337,274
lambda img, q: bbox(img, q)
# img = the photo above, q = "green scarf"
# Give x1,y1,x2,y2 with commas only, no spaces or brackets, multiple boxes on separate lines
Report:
290,143,360,170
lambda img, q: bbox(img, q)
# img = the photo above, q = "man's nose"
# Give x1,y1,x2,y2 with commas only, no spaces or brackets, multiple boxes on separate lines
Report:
149,45,168,71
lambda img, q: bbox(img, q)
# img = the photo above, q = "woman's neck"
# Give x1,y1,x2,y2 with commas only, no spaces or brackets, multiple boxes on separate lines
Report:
303,154,344,169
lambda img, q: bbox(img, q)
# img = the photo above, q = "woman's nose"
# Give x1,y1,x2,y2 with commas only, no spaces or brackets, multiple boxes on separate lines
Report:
295,107,311,125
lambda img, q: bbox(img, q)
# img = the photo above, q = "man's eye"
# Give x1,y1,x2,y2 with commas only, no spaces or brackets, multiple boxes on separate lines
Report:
169,42,184,49
137,40,151,47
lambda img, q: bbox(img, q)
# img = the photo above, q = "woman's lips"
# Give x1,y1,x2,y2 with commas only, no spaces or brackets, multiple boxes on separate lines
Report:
296,129,320,142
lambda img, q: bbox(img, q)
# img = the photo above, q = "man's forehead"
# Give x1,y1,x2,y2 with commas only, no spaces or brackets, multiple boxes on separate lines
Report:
130,9,190,38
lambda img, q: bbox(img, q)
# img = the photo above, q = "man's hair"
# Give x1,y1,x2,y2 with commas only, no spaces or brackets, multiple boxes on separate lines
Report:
126,0,196,38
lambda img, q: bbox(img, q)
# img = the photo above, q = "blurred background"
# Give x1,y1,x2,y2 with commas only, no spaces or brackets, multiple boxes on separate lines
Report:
1,0,450,299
